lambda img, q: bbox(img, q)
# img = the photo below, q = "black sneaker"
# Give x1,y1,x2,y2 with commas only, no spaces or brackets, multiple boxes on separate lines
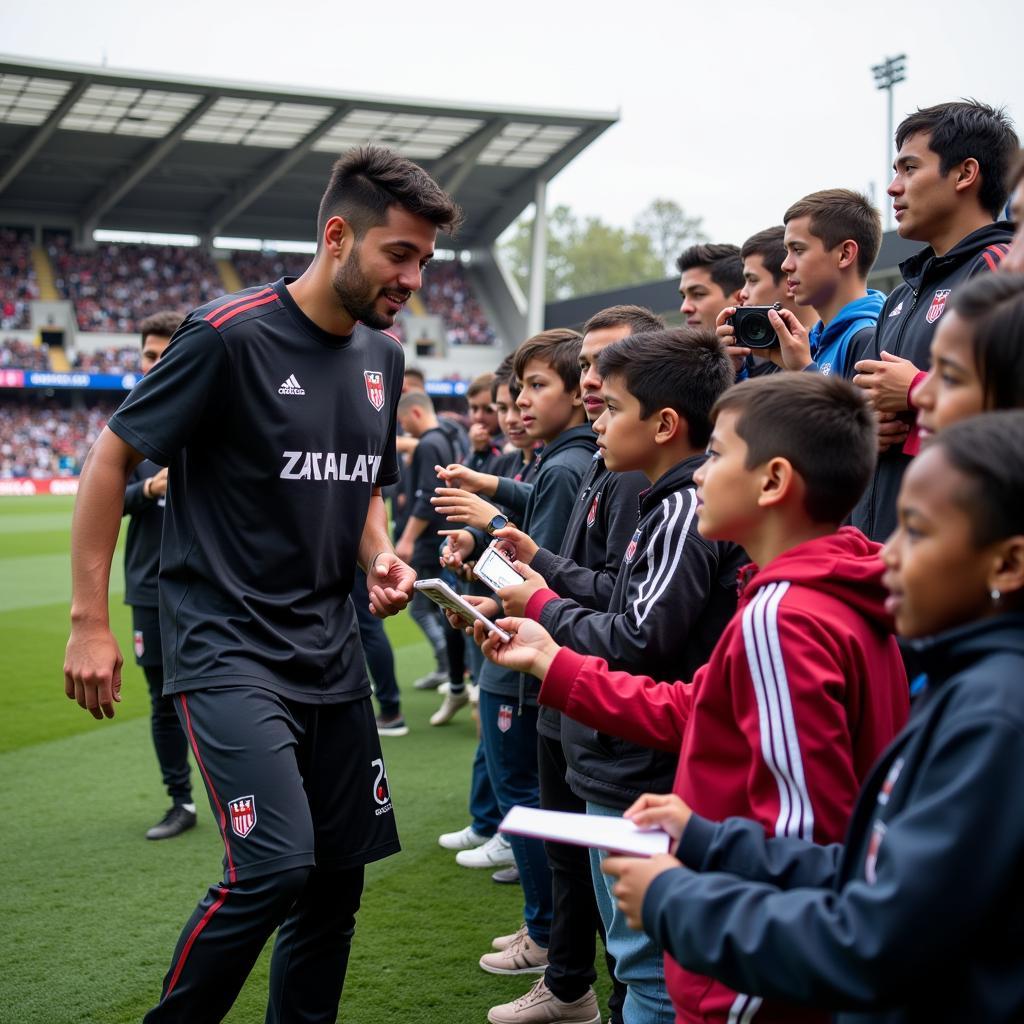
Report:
146,804,197,841
376,713,409,737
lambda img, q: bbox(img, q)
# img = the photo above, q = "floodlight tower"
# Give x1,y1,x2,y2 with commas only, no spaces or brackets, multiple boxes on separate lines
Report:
872,54,908,230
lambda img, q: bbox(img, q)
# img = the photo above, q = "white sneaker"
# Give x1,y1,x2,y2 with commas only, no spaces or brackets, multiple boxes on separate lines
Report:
438,825,490,851
469,682,480,704
430,689,470,726
456,832,515,868
413,670,448,690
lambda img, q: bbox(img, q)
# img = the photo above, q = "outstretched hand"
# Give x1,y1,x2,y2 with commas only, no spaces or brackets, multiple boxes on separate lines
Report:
368,552,416,617
477,616,560,678
496,561,549,617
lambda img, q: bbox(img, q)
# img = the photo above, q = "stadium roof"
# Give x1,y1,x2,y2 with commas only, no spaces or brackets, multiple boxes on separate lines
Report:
0,55,616,248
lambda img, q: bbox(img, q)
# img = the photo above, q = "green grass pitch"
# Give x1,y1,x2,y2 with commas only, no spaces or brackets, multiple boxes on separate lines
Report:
0,495,611,1023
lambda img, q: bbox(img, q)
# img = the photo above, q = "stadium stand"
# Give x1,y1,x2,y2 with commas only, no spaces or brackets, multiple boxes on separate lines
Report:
0,397,114,479
421,261,495,345
232,249,311,287
71,345,139,374
46,236,223,333
0,228,40,330
1,337,50,371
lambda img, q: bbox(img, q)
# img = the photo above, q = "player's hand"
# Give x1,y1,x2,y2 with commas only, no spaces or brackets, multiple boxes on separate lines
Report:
431,487,500,530
766,307,814,371
715,306,751,374
496,562,548,618
876,411,912,453
492,525,538,565
64,623,123,720
368,552,416,618
601,853,682,931
439,529,475,571
852,352,921,413
435,464,495,496
148,467,169,498
623,792,693,847
444,593,499,633
469,423,492,452
477,617,560,677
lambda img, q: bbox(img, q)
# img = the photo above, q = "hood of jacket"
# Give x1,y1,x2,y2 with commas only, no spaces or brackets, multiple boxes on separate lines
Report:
898,221,1016,291
534,422,598,467
909,612,1024,688
637,453,705,519
809,290,886,358
738,526,893,632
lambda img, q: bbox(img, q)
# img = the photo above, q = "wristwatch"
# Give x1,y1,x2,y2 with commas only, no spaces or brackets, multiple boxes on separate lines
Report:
485,513,509,536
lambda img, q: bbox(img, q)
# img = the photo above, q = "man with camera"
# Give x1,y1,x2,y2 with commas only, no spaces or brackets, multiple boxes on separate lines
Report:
717,190,884,379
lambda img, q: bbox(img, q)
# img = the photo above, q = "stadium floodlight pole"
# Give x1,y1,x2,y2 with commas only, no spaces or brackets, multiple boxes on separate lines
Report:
872,54,907,231
527,178,548,336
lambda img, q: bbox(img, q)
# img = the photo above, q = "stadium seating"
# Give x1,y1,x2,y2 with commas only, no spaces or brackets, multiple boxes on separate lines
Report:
0,399,114,479
71,345,139,374
0,229,40,331
421,262,496,345
0,337,51,372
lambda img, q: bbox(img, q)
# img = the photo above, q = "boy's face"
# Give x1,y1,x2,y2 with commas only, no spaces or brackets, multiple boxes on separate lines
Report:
579,324,634,421
888,131,960,243
468,391,499,434
882,446,994,637
592,373,656,474
494,383,531,450
679,268,733,329
140,334,170,375
515,357,582,442
781,217,839,311
914,310,985,442
739,254,791,308
693,409,763,542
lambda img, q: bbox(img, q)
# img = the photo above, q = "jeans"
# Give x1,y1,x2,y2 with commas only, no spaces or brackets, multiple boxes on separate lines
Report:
479,689,552,946
469,739,500,838
588,801,674,1024
352,570,402,717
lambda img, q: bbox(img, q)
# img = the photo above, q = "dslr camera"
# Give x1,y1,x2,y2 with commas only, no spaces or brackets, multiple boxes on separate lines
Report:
728,302,782,349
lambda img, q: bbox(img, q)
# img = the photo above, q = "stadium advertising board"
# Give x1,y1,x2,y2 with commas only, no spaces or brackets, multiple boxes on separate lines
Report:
0,477,80,497
5,371,142,391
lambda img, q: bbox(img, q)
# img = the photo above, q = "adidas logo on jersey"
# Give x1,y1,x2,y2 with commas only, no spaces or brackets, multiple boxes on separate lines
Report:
278,374,305,396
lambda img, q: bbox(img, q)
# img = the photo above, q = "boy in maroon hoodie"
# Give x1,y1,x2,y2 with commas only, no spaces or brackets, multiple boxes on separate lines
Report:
479,373,910,1024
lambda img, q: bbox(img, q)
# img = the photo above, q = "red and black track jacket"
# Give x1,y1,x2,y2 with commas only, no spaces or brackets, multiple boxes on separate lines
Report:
539,527,909,1024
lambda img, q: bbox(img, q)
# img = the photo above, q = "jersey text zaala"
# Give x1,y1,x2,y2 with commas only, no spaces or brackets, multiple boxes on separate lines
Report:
280,451,383,483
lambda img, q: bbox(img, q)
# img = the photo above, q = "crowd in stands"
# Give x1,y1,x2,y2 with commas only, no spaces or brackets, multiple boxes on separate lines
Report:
0,399,114,479
232,249,310,286
1,337,50,372
47,236,220,334
71,345,139,374
0,229,40,331
421,261,496,345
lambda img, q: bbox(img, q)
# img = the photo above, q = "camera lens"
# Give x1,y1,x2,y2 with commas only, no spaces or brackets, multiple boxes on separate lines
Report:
743,315,769,343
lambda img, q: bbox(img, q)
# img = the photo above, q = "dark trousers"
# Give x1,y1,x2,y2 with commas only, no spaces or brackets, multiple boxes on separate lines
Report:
539,733,626,1023
469,739,501,838
143,864,364,1024
352,570,402,717
143,664,192,805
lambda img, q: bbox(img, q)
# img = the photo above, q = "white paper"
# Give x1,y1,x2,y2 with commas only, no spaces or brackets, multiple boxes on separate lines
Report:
499,805,671,858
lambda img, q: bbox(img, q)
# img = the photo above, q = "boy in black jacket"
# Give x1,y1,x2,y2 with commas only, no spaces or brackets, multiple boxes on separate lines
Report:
495,328,742,1023
850,99,1018,541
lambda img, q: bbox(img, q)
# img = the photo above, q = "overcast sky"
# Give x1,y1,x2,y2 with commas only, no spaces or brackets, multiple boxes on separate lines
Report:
4,0,1022,247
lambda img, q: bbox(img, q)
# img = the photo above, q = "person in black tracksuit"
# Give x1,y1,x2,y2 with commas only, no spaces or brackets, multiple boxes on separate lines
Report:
121,311,195,841
850,100,1018,543
623,412,1024,1024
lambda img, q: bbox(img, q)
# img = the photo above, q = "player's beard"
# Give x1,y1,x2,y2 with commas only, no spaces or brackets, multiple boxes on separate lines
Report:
332,244,394,330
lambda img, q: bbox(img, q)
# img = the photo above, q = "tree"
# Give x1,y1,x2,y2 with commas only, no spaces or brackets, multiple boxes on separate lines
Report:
500,204,668,302
634,198,708,275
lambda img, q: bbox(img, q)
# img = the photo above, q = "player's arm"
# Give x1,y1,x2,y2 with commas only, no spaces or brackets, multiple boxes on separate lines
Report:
65,427,145,719
360,488,415,618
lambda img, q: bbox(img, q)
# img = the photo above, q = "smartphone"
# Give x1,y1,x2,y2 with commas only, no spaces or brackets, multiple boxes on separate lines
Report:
413,578,512,642
474,540,526,593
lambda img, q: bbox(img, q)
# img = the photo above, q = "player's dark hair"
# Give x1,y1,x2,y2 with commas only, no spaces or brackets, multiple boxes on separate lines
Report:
404,366,426,386
582,304,665,337
139,311,182,345
596,328,734,448
317,146,463,243
740,226,788,285
895,100,1019,218
712,374,876,523
512,328,584,395
934,411,1024,551
948,274,1024,412
675,243,744,296
784,189,882,277
467,372,495,399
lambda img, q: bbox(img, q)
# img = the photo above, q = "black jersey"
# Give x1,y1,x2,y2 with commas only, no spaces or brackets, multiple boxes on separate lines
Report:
108,279,403,703
122,458,165,608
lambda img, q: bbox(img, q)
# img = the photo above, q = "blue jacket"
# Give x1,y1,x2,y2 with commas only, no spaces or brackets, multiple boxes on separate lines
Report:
807,291,886,379
644,613,1024,1023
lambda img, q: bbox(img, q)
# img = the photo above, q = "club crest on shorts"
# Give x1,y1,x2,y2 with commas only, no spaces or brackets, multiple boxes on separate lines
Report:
371,758,393,814
926,289,951,325
624,528,642,563
497,704,513,733
133,630,145,659
228,795,257,838
364,370,385,411
586,491,600,528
